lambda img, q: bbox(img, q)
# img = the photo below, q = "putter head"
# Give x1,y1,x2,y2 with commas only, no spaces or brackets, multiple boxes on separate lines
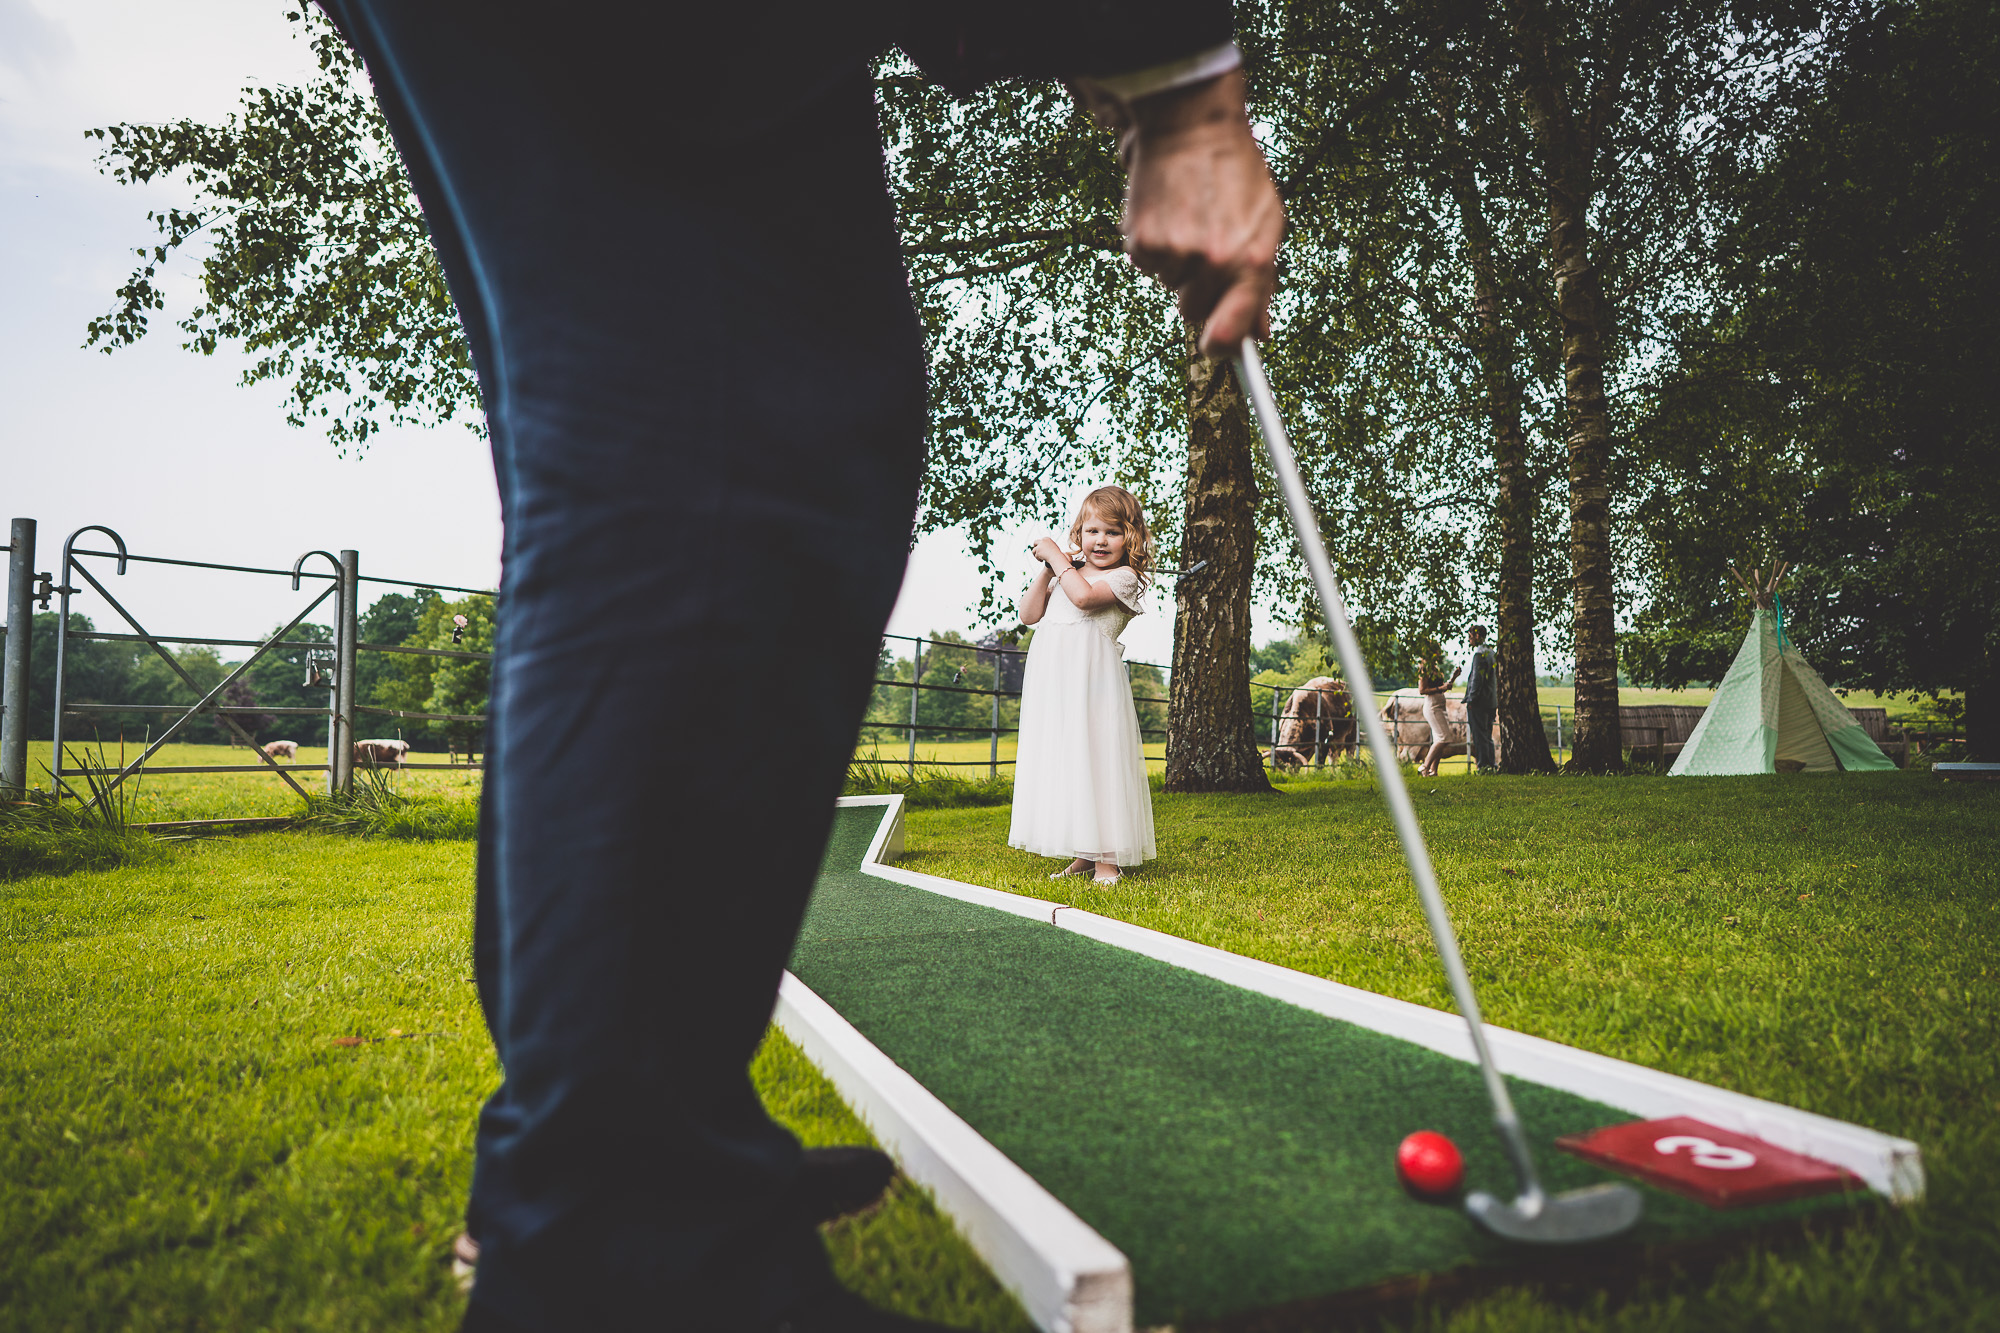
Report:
1466,1182,1644,1244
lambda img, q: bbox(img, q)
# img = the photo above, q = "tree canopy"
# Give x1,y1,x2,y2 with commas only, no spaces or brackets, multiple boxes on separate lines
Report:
82,0,1997,759
1625,0,1998,750
84,13,476,454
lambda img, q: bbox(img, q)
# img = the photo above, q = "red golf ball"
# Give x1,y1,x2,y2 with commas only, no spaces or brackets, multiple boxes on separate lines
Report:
1396,1130,1465,1197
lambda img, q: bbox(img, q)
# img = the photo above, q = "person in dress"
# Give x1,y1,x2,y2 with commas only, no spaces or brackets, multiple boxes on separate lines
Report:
1417,652,1461,778
1011,486,1159,886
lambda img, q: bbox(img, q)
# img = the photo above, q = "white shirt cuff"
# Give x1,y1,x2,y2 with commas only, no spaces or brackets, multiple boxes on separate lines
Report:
1078,41,1241,103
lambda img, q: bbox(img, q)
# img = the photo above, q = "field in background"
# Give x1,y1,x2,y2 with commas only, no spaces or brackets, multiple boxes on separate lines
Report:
19,741,482,823
1537,685,1712,708
23,676,1950,826
1534,685,1949,722
855,737,1168,775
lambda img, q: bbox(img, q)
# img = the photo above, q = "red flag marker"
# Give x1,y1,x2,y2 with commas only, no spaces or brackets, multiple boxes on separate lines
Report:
1557,1116,1862,1209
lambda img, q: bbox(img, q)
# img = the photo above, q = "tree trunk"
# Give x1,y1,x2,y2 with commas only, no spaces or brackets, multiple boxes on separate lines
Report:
1517,16,1623,772
1487,365,1558,774
1454,166,1558,775
1166,336,1273,794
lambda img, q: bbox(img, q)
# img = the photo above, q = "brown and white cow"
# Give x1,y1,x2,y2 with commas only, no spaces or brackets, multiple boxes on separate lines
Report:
353,738,411,766
260,740,299,761
1376,690,1501,766
1267,676,1358,768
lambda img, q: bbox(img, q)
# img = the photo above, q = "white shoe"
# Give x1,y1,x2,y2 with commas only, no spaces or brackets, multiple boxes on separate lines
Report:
1092,874,1121,886
1049,864,1093,880
451,1233,479,1291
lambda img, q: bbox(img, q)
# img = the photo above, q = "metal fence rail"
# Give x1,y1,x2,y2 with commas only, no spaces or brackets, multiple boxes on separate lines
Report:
857,635,1806,777
863,630,1364,779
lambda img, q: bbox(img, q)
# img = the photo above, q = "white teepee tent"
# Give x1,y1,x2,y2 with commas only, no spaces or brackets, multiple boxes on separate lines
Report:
1671,565,1896,777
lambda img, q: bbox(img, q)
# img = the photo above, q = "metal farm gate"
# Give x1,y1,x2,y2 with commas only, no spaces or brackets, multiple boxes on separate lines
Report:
0,517,491,806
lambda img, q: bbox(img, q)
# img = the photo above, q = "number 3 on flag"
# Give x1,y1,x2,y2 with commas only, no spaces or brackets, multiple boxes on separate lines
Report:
1654,1134,1757,1170
1561,1117,1858,1208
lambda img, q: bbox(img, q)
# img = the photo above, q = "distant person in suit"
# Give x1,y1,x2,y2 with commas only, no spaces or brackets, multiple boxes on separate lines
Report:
311,3,1282,1330
1463,624,1498,773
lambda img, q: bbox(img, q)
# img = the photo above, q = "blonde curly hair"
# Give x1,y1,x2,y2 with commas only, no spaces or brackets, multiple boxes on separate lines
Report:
1068,485,1156,585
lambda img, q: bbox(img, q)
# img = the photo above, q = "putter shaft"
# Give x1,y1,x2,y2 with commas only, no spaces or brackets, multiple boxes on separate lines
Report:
1233,338,1542,1201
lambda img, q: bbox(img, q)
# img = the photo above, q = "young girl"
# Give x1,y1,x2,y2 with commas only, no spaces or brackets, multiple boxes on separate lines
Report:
1010,486,1157,885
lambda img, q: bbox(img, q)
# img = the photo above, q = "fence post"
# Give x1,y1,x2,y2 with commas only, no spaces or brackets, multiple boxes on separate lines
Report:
1268,684,1279,764
1,518,34,795
907,639,922,780
332,549,360,793
1555,703,1564,764
990,661,1000,782
324,672,339,794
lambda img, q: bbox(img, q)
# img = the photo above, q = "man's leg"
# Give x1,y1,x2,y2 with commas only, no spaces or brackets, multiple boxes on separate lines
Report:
320,4,925,1327
1469,704,1497,771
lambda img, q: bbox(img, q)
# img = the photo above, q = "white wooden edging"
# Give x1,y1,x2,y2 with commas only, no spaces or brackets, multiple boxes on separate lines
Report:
773,973,1131,1333
831,795,1923,1205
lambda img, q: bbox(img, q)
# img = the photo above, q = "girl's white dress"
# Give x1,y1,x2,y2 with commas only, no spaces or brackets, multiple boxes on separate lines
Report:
1009,565,1157,867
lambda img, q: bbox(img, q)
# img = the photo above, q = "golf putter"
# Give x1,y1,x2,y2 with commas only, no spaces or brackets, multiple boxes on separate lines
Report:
1234,337,1643,1245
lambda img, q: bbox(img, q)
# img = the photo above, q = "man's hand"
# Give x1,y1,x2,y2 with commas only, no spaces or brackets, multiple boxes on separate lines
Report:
1118,68,1283,358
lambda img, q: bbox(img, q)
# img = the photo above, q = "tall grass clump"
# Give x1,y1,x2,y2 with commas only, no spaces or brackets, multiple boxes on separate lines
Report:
1,746,165,878
298,764,480,839
1266,749,1382,786
844,756,1013,810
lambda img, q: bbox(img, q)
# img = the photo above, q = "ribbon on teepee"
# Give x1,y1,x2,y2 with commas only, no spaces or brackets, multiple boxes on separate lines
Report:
1773,594,1786,653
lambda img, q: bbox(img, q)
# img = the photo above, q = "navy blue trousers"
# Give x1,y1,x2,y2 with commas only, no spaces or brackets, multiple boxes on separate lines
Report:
1467,702,1497,771
321,5,927,1326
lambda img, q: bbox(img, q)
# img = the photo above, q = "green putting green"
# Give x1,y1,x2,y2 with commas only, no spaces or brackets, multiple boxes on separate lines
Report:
792,808,1862,1327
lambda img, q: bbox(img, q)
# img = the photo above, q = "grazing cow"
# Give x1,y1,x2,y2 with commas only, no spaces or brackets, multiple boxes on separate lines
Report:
353,738,411,766
1377,690,1502,767
1267,676,1357,768
261,740,299,761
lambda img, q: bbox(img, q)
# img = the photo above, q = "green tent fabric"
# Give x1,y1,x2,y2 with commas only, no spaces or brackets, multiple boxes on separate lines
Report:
1671,609,1897,776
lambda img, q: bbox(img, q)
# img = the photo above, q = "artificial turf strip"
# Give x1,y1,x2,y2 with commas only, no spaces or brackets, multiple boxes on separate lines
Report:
794,807,1862,1329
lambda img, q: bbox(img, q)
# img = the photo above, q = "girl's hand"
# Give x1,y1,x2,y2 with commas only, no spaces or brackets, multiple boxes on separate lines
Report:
1031,537,1071,570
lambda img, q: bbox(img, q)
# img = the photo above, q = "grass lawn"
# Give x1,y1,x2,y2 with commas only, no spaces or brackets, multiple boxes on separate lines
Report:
6,768,1995,1330
0,834,1028,1332
903,769,2000,1329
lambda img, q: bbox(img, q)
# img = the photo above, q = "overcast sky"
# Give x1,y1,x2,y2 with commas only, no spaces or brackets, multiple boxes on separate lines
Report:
1,0,1279,668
